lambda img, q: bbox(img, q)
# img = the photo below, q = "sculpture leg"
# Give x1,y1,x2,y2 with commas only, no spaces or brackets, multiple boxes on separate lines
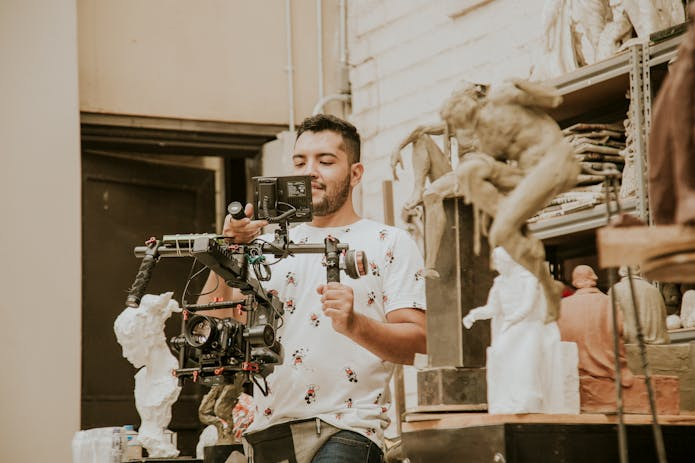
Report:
489,151,579,322
423,171,458,278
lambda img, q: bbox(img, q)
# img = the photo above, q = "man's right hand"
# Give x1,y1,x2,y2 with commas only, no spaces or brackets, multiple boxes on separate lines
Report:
223,203,268,244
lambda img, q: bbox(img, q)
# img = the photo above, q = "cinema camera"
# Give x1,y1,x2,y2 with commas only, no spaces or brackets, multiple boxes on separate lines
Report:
126,175,367,393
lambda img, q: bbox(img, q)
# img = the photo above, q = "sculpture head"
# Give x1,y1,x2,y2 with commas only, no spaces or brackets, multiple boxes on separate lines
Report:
440,81,488,132
114,292,181,368
571,265,598,289
491,246,521,276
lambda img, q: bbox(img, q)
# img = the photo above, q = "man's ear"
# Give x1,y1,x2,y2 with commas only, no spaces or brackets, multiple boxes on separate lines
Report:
350,162,364,187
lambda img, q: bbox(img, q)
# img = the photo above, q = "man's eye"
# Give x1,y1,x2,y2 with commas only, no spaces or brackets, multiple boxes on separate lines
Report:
294,163,305,168
320,161,333,166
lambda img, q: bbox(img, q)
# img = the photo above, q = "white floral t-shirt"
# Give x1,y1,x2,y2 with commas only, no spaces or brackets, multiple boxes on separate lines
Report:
244,219,426,448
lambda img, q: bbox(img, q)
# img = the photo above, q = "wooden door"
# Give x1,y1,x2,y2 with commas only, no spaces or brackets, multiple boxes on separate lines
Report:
82,152,215,457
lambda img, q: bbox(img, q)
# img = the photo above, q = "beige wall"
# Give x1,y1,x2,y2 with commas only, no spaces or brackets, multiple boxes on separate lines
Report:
0,1,82,462
78,0,346,125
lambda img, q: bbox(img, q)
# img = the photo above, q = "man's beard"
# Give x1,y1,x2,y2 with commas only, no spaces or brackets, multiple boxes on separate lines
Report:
312,173,351,216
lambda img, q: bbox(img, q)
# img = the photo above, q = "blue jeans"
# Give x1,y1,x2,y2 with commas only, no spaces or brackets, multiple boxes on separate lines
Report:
311,430,383,463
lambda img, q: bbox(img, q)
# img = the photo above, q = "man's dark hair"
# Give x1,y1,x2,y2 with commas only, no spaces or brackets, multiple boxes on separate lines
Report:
296,114,361,164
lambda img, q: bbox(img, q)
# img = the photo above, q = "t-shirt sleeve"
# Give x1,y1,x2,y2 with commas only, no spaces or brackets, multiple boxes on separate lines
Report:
382,228,427,314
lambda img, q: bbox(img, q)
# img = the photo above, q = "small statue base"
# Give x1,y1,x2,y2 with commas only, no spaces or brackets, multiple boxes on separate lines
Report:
579,375,680,414
626,342,695,412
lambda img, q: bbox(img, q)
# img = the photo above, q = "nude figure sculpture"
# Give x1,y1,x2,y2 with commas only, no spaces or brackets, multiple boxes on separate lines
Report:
431,79,580,322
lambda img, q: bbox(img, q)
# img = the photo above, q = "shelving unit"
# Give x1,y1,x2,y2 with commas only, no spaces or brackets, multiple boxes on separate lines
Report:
526,33,686,290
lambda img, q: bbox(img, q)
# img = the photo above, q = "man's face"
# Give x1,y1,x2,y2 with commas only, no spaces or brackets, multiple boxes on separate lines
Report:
292,130,354,216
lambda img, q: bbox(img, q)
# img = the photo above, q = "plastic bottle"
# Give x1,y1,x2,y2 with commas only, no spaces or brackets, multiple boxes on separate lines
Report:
120,425,142,462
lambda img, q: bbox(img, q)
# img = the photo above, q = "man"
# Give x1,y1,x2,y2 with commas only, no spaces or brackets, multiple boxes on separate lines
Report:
199,114,427,463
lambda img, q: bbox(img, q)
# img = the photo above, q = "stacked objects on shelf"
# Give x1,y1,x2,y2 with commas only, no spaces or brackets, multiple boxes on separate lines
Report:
528,122,626,223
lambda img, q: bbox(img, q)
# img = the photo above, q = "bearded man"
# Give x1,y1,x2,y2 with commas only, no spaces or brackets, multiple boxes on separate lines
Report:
199,114,427,463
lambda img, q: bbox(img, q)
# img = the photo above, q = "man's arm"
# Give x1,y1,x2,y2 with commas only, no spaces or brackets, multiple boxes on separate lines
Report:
196,271,244,319
318,283,426,365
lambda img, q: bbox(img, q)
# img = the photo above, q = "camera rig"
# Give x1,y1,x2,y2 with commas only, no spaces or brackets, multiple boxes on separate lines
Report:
125,176,367,394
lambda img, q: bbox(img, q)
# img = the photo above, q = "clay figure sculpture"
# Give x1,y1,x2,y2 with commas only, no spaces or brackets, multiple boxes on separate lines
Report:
463,247,579,414
391,123,480,277
557,265,634,386
438,79,581,322
390,124,452,220
533,0,685,80
114,292,182,458
609,266,670,344
198,379,245,445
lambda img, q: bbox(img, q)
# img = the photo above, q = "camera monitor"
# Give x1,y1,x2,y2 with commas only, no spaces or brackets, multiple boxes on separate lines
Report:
253,175,313,223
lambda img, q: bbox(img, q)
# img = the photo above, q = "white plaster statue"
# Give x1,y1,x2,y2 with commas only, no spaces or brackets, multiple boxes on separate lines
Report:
463,247,579,414
681,290,695,329
435,79,580,323
114,292,182,458
533,0,685,80
609,266,670,344
666,314,682,330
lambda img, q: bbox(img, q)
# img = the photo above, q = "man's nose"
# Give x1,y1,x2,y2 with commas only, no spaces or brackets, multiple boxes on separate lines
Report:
300,160,319,178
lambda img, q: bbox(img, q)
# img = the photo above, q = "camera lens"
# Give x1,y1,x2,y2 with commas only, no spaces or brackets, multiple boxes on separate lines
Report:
184,315,217,349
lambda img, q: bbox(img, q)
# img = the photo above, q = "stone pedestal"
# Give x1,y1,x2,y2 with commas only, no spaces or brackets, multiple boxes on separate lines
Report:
419,199,495,407
625,341,695,412
417,367,487,408
579,375,680,414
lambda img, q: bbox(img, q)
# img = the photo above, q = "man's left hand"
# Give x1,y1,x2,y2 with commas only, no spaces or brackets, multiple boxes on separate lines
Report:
317,282,356,335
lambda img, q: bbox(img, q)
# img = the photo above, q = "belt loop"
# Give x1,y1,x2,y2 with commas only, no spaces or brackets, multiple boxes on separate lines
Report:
315,417,321,435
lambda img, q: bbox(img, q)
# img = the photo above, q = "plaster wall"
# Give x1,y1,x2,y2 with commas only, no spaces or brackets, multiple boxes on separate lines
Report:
78,0,346,126
347,0,546,224
0,1,82,461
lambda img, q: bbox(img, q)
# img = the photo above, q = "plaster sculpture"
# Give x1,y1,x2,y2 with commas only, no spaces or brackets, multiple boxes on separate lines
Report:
609,266,670,344
557,265,634,386
114,292,182,458
391,123,480,277
463,247,579,414
681,290,695,329
390,124,453,220
436,79,580,322
666,314,682,330
533,0,685,80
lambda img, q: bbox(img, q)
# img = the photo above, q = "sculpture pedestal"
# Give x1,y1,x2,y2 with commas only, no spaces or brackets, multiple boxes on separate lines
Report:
420,199,494,407
579,375,680,414
626,342,695,412
416,367,486,408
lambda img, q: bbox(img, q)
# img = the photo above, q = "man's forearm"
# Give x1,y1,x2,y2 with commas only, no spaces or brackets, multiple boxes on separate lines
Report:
346,312,426,365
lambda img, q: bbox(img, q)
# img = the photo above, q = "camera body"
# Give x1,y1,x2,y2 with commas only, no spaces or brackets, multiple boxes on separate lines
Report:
128,175,367,392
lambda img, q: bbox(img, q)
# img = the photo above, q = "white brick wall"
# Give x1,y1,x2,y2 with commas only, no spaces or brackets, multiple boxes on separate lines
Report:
348,0,546,224
346,0,547,418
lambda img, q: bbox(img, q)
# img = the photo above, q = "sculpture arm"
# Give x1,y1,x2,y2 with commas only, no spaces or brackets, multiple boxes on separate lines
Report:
391,123,447,180
463,281,501,328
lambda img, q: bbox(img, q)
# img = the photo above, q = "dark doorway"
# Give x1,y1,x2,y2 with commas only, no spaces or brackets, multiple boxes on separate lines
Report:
82,152,215,457
80,114,282,457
